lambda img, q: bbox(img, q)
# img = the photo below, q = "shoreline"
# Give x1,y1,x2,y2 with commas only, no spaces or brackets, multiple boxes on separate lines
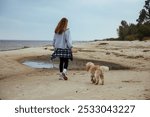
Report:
0,40,89,51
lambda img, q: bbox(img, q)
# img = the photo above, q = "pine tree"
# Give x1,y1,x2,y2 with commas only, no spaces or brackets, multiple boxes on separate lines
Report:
137,0,150,24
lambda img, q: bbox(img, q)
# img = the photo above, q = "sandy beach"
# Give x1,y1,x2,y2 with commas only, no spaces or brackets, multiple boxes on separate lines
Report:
0,41,150,100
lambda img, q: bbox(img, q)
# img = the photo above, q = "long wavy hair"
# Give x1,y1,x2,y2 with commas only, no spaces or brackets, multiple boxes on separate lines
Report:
55,17,68,34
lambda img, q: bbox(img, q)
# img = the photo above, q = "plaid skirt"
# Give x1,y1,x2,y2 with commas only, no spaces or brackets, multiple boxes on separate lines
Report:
51,48,73,60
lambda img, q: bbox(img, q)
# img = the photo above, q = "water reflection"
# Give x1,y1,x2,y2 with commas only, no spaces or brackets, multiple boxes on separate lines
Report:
23,60,58,69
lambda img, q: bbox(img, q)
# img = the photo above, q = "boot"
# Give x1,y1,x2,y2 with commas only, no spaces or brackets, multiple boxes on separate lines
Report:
59,73,64,80
62,69,68,80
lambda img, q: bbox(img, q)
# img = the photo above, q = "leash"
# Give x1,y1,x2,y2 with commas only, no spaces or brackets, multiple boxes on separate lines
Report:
51,59,55,68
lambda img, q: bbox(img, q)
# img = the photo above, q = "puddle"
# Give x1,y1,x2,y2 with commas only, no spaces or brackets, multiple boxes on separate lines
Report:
21,56,130,70
23,60,58,69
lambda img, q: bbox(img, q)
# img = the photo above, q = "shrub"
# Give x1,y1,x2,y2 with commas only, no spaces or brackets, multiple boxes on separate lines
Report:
125,35,138,41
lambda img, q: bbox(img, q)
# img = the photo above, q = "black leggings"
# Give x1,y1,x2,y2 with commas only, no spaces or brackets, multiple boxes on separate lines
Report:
59,57,69,72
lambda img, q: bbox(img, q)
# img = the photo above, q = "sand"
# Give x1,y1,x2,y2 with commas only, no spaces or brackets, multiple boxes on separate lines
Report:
0,41,150,100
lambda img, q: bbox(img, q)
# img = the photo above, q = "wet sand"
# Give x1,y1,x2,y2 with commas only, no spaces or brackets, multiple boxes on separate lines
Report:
0,41,150,99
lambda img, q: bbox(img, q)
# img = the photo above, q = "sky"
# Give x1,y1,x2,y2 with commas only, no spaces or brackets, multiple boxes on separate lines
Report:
0,0,144,41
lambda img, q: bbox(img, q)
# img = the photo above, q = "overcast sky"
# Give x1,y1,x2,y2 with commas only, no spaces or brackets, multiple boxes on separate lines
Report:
0,0,144,41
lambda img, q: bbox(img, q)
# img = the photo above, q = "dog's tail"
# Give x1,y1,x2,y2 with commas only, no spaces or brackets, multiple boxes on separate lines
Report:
100,66,109,72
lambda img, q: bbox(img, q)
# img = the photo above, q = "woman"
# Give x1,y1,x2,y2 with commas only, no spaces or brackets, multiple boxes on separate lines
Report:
51,17,73,80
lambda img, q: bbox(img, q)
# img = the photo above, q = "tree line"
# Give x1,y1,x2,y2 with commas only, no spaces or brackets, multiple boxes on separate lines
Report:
117,0,150,41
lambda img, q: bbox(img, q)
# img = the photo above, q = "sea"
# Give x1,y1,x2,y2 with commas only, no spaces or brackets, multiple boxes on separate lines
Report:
0,40,52,51
0,40,87,51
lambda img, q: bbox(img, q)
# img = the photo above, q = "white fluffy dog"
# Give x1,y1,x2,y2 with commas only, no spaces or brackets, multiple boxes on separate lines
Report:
86,62,109,85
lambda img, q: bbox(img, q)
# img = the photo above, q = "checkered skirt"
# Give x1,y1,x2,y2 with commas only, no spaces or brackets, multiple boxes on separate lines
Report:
51,48,73,60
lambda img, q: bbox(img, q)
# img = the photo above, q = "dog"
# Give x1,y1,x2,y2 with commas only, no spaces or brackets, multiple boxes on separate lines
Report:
86,62,109,85
100,66,109,72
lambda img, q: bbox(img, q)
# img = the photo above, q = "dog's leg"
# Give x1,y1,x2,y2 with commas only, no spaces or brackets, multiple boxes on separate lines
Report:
95,77,99,85
100,74,104,85
94,71,99,85
94,75,99,85
91,74,95,83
